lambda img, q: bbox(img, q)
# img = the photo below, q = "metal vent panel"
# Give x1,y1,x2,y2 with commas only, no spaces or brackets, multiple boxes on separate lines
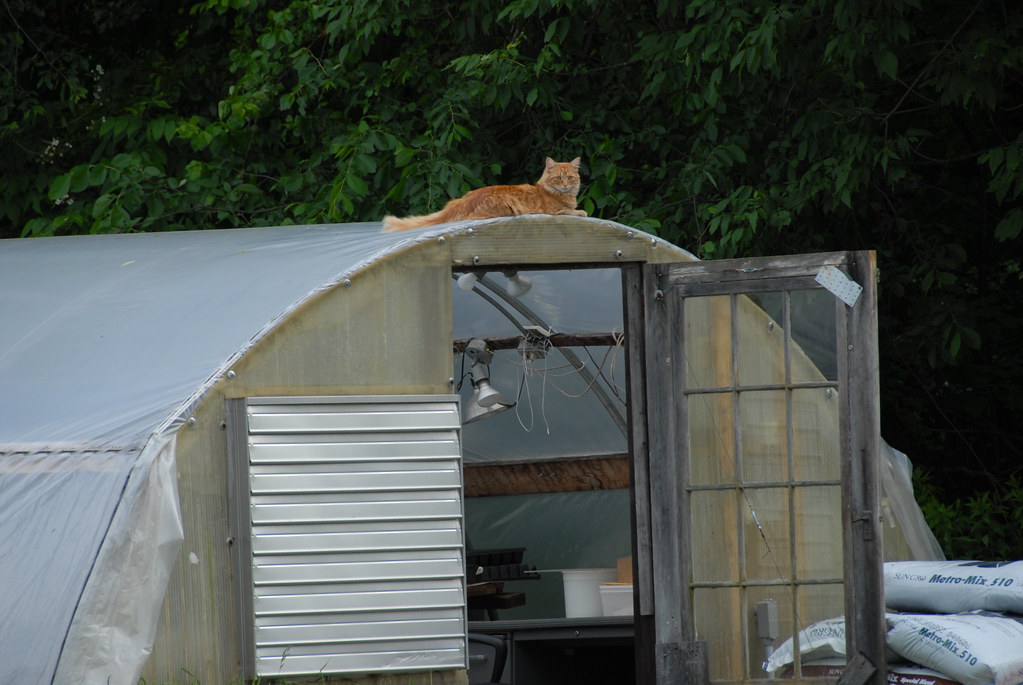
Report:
248,433,461,463
255,616,465,646
236,395,465,678
253,553,463,585
254,644,464,677
246,399,461,435
249,461,461,495
250,492,462,525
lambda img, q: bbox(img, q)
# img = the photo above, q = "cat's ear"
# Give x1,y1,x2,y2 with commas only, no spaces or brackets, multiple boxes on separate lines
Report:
570,157,581,169
545,157,556,170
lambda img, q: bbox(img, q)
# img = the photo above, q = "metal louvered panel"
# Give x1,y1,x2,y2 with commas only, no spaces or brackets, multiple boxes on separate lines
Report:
252,551,463,585
254,642,464,679
246,399,461,434
248,432,461,463
250,491,462,525
230,395,466,678
249,462,461,495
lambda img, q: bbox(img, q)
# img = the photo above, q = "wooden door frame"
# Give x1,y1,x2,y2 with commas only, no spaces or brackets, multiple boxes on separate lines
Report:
624,252,884,685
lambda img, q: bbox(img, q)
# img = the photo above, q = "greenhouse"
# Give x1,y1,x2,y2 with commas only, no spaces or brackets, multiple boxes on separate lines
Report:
0,217,941,685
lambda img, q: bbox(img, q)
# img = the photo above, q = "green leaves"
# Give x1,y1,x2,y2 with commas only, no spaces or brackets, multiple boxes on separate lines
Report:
916,474,1023,561
0,0,1019,526
48,174,72,202
994,208,1023,241
7,0,1018,252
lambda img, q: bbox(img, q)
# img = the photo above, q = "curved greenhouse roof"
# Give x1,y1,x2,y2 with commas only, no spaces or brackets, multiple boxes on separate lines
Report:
1,219,679,451
0,217,690,684
2,223,413,447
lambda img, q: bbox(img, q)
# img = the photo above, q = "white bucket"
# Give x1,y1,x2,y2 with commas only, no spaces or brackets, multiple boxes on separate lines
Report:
562,568,616,617
599,583,634,616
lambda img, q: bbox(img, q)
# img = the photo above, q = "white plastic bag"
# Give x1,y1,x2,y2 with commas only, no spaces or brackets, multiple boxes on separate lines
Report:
886,612,1023,685
765,616,847,673
765,615,900,673
885,560,1023,614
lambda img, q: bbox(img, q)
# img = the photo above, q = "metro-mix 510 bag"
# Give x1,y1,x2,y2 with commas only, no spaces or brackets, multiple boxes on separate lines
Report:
884,560,1023,614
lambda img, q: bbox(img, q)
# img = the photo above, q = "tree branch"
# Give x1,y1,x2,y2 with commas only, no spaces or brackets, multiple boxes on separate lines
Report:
882,0,984,133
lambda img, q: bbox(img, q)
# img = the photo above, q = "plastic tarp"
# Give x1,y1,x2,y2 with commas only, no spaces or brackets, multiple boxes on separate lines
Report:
53,433,184,683
0,224,406,447
882,442,946,561
0,223,452,684
0,448,136,683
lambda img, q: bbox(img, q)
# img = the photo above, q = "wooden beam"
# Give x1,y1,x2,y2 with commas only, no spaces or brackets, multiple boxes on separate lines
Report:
642,262,703,685
624,263,656,685
453,332,622,353
841,250,887,685
463,455,629,497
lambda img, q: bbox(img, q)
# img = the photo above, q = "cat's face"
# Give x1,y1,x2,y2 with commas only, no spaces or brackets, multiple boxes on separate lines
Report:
540,157,582,195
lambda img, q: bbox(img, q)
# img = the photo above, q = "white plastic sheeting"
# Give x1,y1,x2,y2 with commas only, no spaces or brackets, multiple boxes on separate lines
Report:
0,448,136,683
0,223,437,684
0,224,404,447
54,433,183,684
882,443,946,561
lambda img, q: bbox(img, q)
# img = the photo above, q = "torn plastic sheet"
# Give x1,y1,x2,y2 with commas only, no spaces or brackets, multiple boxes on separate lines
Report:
0,448,136,683
54,431,184,685
881,442,946,561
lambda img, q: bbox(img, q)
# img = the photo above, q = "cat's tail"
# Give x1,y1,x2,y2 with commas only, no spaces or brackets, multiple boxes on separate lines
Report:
380,210,447,232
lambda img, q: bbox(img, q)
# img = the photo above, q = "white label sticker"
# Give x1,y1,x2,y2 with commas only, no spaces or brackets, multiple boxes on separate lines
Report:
815,265,863,307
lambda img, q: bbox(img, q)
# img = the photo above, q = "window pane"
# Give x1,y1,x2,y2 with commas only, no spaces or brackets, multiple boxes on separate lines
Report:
685,296,733,389
694,587,743,681
738,292,785,386
792,388,841,482
789,289,838,382
742,487,792,582
796,583,845,637
691,489,739,583
739,390,788,483
745,586,795,680
794,485,844,579
689,393,735,485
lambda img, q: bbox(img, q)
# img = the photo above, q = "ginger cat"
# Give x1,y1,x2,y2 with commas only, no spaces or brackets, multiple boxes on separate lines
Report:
381,157,587,232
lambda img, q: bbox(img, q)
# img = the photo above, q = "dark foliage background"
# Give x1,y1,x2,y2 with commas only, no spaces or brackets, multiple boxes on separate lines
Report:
3,0,1021,557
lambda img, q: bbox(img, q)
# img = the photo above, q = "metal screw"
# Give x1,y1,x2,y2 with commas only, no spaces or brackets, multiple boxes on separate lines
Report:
467,228,475,236
187,417,197,427
343,278,352,287
226,370,236,379
615,250,624,259
472,256,480,265
438,236,446,244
